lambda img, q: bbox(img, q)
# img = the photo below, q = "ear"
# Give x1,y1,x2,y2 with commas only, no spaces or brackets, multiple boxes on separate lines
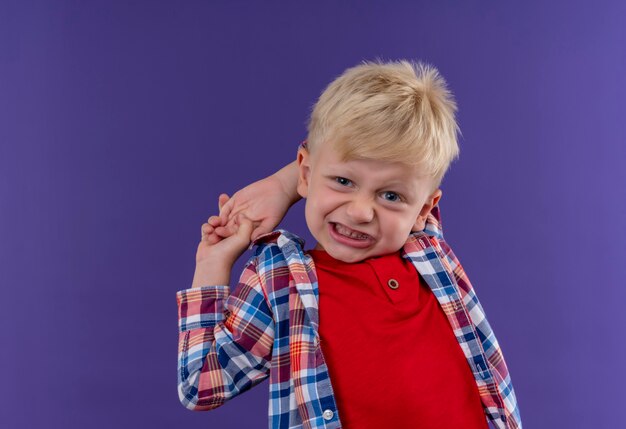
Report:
296,146,311,198
411,188,442,232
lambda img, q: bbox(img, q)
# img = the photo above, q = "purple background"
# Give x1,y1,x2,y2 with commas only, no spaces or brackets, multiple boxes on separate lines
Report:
1,1,624,428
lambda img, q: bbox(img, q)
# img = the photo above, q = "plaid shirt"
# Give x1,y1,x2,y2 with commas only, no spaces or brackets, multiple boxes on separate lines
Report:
177,204,522,429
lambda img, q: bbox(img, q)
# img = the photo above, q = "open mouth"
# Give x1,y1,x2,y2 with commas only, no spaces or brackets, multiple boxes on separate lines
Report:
332,223,371,240
328,222,374,248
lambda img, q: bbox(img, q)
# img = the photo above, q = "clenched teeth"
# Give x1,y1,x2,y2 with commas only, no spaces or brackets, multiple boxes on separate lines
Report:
334,223,370,239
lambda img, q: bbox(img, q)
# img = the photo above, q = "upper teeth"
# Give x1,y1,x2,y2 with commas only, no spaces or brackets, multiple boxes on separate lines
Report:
335,223,369,239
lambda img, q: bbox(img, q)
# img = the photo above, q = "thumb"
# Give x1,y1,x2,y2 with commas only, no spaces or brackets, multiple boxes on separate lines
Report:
234,214,254,241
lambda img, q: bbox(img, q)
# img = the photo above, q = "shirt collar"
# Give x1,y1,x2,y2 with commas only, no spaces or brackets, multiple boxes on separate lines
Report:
249,229,306,249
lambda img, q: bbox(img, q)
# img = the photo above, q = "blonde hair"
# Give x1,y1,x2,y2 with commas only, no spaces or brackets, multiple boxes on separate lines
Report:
305,58,461,191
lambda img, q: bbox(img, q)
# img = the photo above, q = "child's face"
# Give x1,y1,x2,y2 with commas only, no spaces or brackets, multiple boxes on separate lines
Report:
296,142,442,263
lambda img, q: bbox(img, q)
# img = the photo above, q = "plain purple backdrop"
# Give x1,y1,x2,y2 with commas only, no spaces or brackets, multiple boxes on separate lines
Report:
1,1,625,428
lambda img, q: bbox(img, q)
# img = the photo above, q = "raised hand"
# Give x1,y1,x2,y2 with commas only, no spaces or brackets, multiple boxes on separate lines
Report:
196,212,254,266
215,161,300,242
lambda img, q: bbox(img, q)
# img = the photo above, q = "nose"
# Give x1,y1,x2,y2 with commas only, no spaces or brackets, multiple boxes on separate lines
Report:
346,195,375,223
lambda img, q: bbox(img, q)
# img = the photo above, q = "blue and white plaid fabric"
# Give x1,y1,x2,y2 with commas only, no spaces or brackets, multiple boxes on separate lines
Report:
177,205,522,428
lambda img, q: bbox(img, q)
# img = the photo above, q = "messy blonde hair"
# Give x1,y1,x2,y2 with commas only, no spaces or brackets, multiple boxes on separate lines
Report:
305,58,461,192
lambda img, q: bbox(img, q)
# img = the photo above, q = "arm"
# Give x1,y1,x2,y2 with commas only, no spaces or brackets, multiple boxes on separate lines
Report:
216,159,301,241
177,214,274,410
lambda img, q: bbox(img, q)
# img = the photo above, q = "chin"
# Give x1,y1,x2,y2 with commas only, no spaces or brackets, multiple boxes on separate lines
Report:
325,247,369,263
334,255,362,263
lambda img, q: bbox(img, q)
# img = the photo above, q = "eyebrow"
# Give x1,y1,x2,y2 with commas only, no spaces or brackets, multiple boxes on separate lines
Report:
323,168,418,198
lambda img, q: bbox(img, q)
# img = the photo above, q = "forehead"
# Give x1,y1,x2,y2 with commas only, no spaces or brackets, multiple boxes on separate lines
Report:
313,142,430,181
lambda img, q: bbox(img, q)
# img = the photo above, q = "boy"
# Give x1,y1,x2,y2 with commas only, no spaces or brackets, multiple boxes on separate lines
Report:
177,59,522,428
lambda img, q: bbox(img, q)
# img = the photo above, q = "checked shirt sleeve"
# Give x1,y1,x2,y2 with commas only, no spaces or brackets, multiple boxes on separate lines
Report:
437,238,522,429
176,256,275,411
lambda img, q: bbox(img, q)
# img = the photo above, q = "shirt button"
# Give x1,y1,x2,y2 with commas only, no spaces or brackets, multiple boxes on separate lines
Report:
387,279,399,289
322,409,334,420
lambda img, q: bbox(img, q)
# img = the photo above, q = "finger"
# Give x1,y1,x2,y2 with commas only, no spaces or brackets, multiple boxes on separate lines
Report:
206,231,221,245
214,219,237,237
208,215,221,227
218,193,230,211
225,217,240,235
214,225,230,237
250,219,273,242
224,201,251,223
235,215,254,240
220,197,248,223
201,223,214,238
225,221,238,235
218,196,234,221
202,223,214,233
228,207,247,222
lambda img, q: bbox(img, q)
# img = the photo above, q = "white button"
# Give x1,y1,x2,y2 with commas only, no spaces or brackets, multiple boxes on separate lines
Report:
322,409,334,420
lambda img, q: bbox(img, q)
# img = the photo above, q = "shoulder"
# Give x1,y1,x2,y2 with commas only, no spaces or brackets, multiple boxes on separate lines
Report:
247,229,306,266
402,205,446,254
242,230,307,292
250,229,306,252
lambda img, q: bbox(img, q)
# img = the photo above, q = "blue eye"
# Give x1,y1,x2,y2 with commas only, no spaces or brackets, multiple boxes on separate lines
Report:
335,177,352,186
383,191,401,202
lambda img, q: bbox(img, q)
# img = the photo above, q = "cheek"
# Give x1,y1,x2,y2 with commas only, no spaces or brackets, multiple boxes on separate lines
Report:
382,215,413,240
304,203,321,236
305,196,328,227
311,188,339,212
305,198,318,217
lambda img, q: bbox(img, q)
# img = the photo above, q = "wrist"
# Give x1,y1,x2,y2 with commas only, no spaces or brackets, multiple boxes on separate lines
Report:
192,259,232,287
273,160,301,205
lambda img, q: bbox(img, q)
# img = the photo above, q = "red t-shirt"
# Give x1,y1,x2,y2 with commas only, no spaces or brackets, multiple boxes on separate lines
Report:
308,248,488,429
